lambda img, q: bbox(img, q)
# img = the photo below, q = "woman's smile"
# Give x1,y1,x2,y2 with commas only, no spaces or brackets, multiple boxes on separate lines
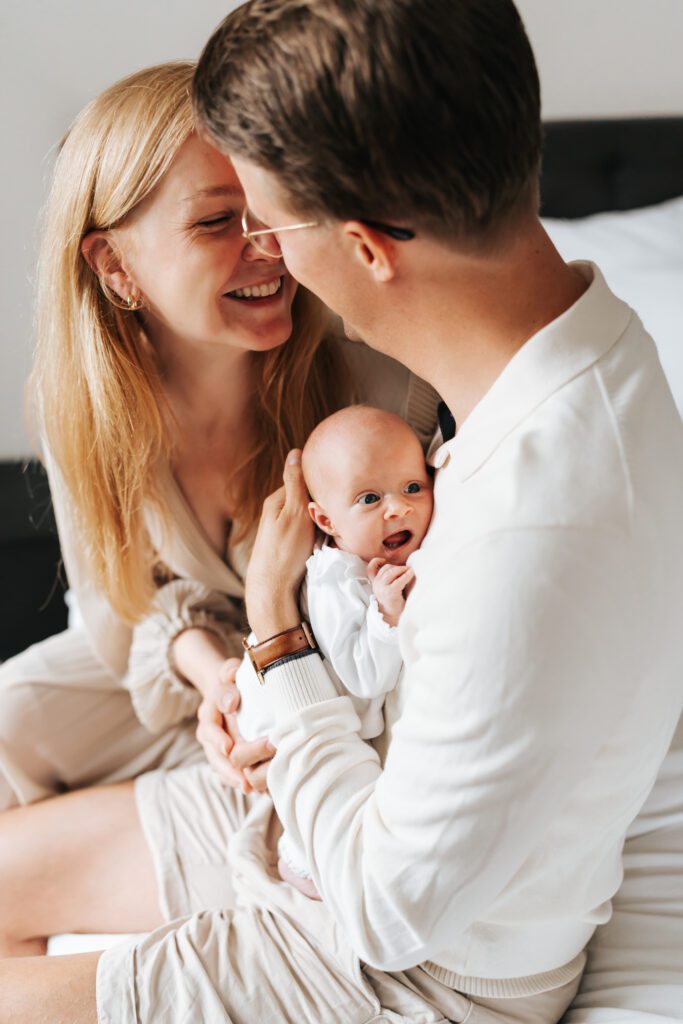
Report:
223,274,284,304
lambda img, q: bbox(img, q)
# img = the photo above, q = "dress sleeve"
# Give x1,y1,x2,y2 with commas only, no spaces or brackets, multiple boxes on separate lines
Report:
124,578,244,733
42,444,133,678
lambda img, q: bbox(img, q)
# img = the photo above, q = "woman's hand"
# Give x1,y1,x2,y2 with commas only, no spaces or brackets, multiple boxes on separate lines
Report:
246,450,314,641
195,657,247,789
225,714,276,794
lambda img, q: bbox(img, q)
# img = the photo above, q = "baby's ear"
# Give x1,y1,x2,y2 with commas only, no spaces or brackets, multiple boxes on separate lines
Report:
308,501,335,536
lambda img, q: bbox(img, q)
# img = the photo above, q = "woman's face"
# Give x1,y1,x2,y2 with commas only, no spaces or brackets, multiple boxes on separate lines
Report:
117,134,297,355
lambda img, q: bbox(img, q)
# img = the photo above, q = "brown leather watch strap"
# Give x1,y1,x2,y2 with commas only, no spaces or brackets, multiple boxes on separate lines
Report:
243,622,317,685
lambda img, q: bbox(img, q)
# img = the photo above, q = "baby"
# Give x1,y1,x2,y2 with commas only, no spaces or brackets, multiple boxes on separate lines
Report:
236,404,434,895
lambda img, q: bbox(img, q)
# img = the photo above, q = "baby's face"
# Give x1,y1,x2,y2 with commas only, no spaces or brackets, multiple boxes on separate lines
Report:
311,426,434,565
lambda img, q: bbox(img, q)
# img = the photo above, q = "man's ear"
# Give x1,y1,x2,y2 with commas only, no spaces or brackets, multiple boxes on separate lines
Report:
342,221,397,283
81,231,135,303
308,501,336,536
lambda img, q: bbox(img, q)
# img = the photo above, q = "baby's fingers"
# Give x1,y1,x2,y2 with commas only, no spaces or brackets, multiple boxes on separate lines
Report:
367,557,386,580
377,564,408,585
391,566,415,585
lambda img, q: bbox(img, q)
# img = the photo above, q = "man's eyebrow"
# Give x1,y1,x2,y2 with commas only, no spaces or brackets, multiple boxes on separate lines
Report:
180,186,243,203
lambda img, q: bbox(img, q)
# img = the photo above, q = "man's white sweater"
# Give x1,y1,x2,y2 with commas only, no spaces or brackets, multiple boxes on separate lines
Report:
263,264,683,996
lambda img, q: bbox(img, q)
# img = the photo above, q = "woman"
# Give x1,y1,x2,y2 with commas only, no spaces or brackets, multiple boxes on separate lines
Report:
0,61,437,957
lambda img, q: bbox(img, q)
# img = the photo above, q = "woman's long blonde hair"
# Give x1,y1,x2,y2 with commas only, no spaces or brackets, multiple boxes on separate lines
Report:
30,61,350,623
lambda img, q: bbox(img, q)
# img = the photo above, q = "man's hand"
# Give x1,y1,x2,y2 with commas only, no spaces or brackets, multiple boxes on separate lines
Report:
246,450,314,640
367,558,415,627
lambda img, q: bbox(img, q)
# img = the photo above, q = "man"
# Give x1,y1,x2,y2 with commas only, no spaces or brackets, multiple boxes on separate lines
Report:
192,0,683,1014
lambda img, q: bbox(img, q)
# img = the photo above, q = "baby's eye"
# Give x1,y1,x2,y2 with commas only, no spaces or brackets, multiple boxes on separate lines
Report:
405,482,422,494
358,492,381,506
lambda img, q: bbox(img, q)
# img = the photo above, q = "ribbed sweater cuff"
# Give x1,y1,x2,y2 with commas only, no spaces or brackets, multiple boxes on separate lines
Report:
420,949,586,998
266,652,339,721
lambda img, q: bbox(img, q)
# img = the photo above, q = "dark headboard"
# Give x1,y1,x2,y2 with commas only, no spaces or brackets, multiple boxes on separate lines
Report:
2,117,683,661
540,117,683,218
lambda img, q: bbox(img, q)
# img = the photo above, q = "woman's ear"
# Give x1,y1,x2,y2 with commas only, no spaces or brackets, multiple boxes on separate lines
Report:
308,501,336,536
81,231,135,303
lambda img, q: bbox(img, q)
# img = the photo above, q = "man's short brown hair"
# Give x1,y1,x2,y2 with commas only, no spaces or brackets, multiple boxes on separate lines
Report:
194,0,542,244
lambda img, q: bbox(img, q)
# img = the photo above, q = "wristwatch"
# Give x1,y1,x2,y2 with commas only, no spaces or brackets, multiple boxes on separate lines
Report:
242,622,317,685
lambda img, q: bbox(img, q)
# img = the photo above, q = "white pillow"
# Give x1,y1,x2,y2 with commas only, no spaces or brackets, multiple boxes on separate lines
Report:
543,196,683,414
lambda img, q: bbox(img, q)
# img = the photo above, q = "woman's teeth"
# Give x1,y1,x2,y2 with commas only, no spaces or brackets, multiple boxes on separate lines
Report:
227,277,282,300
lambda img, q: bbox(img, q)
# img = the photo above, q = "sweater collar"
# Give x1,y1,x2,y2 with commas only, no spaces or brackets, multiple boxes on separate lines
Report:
429,262,632,480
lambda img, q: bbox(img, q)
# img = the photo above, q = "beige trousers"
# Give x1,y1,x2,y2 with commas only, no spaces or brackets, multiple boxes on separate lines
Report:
0,627,201,809
96,764,583,1024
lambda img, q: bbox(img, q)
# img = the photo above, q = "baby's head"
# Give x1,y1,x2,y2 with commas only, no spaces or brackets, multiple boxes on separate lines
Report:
302,406,433,564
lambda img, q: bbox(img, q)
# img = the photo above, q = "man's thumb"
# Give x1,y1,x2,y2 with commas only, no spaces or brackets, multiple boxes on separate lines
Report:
283,449,309,506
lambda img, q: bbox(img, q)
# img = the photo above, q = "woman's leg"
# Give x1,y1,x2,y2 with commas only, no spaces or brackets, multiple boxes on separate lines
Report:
0,952,100,1024
0,782,163,957
0,628,201,811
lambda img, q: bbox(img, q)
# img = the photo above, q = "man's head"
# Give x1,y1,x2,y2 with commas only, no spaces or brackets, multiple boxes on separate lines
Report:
301,406,433,565
194,0,541,247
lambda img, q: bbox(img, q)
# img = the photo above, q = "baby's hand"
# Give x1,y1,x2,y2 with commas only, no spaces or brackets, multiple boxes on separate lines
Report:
367,558,415,627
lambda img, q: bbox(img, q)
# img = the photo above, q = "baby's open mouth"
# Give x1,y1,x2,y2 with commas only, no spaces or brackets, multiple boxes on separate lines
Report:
383,530,412,551
224,276,283,301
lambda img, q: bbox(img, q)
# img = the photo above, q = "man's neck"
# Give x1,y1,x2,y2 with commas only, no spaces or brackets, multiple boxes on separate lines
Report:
372,221,588,429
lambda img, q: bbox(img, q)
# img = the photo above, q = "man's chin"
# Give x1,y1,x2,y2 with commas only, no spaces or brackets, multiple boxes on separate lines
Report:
342,319,364,342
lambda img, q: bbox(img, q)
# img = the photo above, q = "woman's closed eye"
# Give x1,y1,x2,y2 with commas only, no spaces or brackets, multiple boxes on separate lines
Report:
195,211,237,230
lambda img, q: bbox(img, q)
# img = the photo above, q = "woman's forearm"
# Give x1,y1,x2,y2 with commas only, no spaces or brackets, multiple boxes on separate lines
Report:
171,627,231,697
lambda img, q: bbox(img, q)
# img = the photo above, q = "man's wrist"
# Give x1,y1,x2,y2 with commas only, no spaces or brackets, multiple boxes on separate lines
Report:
249,596,300,644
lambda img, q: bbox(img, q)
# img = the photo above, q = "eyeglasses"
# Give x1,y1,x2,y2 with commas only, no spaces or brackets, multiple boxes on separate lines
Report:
241,205,415,259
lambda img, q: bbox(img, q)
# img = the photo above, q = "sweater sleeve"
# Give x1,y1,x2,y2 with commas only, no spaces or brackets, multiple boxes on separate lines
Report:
265,525,634,971
124,579,244,733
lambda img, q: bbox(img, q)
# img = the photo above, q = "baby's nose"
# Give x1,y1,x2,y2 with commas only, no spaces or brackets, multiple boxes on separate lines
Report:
384,498,413,519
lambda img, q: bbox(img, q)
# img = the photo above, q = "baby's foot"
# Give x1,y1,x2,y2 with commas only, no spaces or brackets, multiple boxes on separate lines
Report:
277,856,322,901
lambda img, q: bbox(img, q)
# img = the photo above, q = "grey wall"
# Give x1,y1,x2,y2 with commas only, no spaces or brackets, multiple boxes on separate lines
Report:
2,1,683,458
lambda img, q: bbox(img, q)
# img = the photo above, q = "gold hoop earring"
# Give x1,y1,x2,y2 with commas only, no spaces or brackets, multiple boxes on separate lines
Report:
99,279,144,312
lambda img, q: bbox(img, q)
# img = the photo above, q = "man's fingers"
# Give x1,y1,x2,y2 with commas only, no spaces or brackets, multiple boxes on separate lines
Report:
282,449,310,512
262,485,286,516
